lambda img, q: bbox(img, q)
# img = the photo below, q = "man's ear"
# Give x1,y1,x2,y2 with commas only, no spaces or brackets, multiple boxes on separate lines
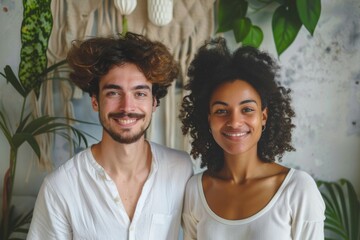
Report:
91,95,99,112
152,96,157,112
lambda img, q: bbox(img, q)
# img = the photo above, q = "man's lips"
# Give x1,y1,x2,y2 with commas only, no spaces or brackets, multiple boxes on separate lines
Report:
108,112,145,125
108,112,145,119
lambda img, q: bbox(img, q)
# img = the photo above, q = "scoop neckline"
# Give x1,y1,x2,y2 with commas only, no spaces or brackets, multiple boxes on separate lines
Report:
197,168,295,225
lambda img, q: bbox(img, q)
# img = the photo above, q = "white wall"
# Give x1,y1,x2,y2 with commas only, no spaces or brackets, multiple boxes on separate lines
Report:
0,0,359,201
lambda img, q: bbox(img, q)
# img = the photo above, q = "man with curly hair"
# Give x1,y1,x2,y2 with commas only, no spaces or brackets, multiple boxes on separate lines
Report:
180,37,325,239
28,32,193,239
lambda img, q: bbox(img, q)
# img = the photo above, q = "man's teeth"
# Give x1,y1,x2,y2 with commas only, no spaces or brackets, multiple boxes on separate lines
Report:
118,119,136,124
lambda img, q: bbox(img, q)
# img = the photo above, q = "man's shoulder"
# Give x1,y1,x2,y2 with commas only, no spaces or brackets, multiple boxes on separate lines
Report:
149,141,193,169
44,148,91,183
149,141,190,158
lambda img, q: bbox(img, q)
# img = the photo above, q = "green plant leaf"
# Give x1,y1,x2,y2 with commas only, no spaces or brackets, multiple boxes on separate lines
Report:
8,209,32,239
12,133,40,158
233,17,251,43
272,4,302,56
242,25,264,48
296,0,321,35
217,0,248,33
19,0,53,97
2,66,27,98
41,60,68,76
274,0,285,4
339,179,360,240
0,111,14,148
15,113,32,133
318,179,360,240
20,115,55,134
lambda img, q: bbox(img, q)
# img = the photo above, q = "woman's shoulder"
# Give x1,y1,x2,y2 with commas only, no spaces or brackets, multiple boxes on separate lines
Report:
284,169,325,222
284,168,324,204
287,168,318,188
185,171,205,193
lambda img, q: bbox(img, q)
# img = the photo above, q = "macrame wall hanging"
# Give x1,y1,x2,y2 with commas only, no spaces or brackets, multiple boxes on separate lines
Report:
41,0,215,168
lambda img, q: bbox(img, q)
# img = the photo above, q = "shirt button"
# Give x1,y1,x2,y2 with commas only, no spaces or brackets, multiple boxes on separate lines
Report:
100,171,106,180
130,226,134,231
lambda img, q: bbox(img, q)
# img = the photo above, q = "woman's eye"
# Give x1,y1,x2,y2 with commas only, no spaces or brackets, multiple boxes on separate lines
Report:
243,107,254,113
214,109,227,115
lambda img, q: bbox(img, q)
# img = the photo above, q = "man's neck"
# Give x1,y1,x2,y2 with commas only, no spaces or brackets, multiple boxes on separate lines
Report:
91,137,152,221
91,136,151,177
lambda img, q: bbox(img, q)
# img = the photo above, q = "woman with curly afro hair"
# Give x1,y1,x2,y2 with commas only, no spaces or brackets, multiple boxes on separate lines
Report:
180,37,325,240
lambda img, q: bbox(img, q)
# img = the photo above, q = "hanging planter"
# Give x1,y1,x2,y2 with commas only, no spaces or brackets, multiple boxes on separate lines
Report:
114,0,137,34
148,0,173,26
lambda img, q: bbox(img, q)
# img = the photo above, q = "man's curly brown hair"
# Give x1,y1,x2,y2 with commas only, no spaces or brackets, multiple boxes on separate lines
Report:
179,37,296,173
67,32,179,106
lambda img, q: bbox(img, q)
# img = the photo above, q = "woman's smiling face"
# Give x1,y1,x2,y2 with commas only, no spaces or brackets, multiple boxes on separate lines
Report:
208,80,268,156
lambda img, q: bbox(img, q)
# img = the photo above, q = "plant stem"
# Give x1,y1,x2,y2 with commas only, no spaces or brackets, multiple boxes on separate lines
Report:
19,95,26,123
42,59,68,76
1,148,17,240
122,15,128,35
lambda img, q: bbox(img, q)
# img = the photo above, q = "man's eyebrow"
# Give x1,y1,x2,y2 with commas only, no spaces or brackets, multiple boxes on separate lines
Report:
102,84,121,90
134,85,151,90
101,84,151,90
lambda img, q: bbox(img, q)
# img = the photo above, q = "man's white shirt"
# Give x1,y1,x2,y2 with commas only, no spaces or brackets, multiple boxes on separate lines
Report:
28,141,193,240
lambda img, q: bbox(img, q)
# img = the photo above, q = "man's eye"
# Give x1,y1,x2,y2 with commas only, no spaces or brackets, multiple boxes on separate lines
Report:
106,91,119,97
136,92,147,97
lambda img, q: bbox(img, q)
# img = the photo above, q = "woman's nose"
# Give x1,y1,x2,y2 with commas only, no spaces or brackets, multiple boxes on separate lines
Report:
226,112,243,128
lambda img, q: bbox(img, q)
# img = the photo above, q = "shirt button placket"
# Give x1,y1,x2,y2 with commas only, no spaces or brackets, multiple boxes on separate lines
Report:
129,225,135,240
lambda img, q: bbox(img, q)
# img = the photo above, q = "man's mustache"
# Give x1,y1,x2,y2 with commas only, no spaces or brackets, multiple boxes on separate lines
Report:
108,112,145,119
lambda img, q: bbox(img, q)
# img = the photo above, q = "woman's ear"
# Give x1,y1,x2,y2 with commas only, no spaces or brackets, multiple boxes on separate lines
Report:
262,107,268,126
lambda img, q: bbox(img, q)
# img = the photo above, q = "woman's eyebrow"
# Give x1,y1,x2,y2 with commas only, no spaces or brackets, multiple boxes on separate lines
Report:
211,99,257,107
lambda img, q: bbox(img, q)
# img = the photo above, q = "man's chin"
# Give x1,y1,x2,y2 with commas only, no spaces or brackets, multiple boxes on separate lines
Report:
109,131,145,144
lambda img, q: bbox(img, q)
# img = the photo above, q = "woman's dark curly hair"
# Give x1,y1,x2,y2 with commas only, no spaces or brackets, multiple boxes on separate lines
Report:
179,37,295,173
67,32,179,106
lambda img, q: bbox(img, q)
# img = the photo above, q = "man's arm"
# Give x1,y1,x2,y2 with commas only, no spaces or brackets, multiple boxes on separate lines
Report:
27,178,72,240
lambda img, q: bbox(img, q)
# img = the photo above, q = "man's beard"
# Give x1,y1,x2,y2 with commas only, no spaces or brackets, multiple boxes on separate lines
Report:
100,112,151,144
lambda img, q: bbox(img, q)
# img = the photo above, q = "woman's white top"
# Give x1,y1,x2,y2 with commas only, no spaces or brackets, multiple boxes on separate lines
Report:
182,168,325,240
